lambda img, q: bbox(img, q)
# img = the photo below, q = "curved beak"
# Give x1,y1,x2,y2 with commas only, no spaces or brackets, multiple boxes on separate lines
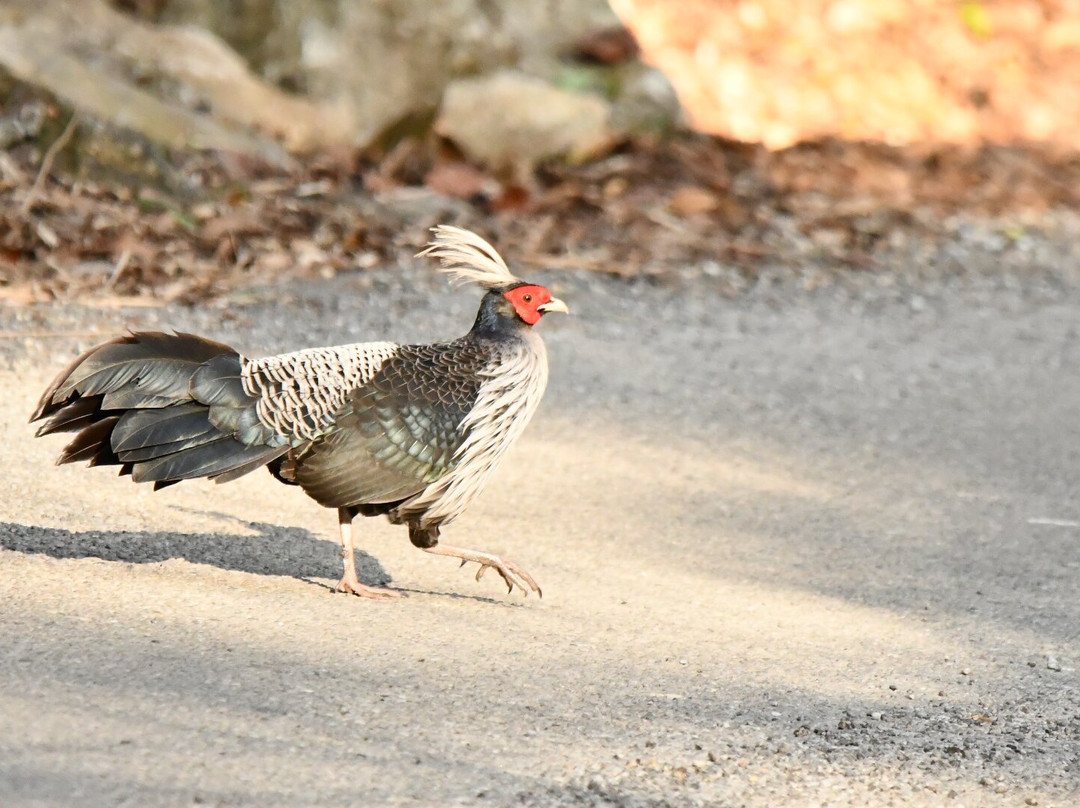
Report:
538,298,569,315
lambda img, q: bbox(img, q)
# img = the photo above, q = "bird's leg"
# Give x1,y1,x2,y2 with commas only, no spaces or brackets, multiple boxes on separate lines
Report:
410,524,541,597
336,508,402,599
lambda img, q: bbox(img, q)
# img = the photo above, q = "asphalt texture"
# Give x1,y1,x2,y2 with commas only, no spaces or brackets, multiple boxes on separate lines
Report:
1,256,1078,807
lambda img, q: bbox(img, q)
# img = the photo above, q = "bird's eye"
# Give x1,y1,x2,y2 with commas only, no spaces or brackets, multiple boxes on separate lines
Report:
523,294,532,303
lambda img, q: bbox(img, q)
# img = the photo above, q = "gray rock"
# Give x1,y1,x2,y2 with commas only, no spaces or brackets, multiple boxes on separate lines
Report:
435,70,614,171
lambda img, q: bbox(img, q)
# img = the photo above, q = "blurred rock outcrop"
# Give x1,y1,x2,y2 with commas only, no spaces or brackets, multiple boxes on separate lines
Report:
0,0,639,159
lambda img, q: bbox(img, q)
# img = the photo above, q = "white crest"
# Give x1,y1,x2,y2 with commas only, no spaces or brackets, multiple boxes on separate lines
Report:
418,225,520,289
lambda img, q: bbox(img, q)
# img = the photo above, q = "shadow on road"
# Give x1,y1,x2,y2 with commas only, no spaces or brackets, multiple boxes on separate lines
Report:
0,519,392,587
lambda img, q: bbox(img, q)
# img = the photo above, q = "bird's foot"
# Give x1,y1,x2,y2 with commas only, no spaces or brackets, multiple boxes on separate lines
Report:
335,576,404,599
426,543,542,597
472,556,541,598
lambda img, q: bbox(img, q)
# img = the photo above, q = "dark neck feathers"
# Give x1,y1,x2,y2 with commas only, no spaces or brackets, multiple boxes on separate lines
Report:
469,290,528,339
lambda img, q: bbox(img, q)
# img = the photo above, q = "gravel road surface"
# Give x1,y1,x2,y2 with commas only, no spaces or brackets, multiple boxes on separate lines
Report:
1,259,1078,807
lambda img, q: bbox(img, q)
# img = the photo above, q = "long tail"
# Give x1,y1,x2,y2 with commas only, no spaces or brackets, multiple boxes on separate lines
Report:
32,332,287,489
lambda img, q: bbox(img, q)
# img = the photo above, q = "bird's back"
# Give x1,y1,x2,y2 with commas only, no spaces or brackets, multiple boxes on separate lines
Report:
241,341,400,444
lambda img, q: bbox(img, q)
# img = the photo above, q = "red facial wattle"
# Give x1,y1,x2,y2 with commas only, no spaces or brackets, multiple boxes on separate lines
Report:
503,284,553,325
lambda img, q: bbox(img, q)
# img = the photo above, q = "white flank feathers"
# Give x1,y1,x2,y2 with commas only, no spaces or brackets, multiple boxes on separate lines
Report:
418,225,520,289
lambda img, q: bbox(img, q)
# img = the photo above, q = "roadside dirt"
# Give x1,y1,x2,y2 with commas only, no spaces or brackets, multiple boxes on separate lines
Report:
1,259,1078,806
6,124,1080,305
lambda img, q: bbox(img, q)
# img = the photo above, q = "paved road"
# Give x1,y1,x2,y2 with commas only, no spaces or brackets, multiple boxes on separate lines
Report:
1,265,1078,806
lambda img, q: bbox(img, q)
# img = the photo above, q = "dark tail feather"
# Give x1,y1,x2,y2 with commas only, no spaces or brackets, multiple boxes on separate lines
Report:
131,438,283,483
33,331,286,487
31,332,236,422
112,404,222,460
34,394,105,437
215,450,287,484
59,416,121,465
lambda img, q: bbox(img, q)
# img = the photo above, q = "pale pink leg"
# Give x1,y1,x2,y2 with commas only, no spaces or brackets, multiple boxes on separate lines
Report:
336,508,403,599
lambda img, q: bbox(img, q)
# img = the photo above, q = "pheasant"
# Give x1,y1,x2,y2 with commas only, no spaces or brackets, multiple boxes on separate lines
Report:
31,226,567,598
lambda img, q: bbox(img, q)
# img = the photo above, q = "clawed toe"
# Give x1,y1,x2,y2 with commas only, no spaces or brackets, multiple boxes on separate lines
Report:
469,558,541,598
336,578,404,599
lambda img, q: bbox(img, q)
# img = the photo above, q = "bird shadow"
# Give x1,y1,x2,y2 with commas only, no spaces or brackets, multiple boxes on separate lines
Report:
0,517,392,588
299,576,508,605
166,507,512,604
0,513,515,604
